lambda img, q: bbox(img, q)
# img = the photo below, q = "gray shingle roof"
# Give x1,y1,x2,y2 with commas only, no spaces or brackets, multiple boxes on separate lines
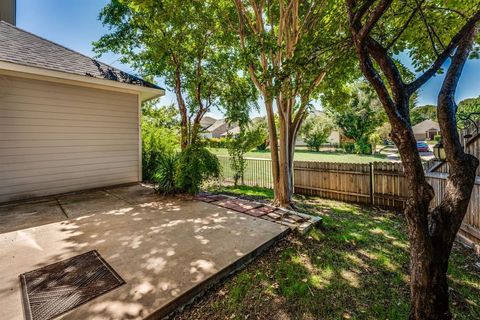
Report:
0,21,161,90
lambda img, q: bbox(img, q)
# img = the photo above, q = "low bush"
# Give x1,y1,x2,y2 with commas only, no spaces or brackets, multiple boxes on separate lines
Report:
153,153,178,195
342,142,355,153
142,122,178,181
204,137,229,148
175,144,221,194
354,137,372,155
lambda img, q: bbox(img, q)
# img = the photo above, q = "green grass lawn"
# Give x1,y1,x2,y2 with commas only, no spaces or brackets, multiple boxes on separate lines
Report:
209,148,391,163
175,186,480,320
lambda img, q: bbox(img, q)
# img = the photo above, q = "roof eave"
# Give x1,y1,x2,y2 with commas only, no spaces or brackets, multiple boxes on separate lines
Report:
0,61,165,101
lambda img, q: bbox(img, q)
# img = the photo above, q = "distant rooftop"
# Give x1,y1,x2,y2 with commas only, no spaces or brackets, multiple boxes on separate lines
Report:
0,21,162,90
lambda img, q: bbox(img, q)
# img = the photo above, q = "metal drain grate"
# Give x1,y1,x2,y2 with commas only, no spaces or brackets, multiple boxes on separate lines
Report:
20,250,125,320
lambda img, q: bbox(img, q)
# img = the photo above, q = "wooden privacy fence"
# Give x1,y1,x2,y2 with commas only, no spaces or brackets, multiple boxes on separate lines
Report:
293,161,407,209
219,156,408,209
426,172,480,253
218,156,480,251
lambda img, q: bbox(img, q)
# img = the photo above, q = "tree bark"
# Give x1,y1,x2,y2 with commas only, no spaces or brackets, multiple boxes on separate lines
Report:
345,2,480,318
173,63,189,150
276,104,293,207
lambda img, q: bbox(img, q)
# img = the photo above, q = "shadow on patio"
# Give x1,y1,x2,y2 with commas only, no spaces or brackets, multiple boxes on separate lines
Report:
0,184,288,320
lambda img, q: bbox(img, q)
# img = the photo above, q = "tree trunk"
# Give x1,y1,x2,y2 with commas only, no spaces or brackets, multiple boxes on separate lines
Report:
407,159,477,320
263,97,292,207
346,3,480,318
277,116,293,207
399,114,478,320
409,230,451,320
173,65,189,150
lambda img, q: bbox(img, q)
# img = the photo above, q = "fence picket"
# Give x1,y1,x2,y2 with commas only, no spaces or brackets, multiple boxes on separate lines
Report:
217,155,479,250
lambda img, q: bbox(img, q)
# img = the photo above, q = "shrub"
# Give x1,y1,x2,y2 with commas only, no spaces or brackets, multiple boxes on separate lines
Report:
434,134,441,142
153,153,178,195
175,144,221,194
204,137,228,148
300,115,332,152
227,129,263,186
142,122,178,181
256,141,268,151
354,137,372,155
342,142,355,153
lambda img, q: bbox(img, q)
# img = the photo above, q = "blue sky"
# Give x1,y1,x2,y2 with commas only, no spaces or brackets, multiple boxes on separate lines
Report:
16,0,480,118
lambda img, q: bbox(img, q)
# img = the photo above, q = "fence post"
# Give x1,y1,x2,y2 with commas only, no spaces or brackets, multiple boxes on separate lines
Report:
369,162,374,205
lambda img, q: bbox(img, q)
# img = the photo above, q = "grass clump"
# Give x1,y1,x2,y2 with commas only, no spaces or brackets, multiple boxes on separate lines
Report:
174,186,480,320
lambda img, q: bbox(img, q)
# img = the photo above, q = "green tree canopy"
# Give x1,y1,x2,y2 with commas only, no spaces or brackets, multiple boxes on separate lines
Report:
458,96,480,125
299,113,334,152
95,0,256,149
233,0,357,206
410,105,437,126
324,81,386,154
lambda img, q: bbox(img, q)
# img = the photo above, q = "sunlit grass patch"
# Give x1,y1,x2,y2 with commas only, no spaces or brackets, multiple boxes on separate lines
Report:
176,186,480,320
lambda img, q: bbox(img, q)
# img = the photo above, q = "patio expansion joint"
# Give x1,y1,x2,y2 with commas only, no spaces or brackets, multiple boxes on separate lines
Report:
102,188,136,205
55,198,69,219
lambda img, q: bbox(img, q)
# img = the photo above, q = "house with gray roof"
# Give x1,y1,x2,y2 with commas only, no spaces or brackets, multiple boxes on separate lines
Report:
412,119,441,141
201,118,238,138
0,18,164,202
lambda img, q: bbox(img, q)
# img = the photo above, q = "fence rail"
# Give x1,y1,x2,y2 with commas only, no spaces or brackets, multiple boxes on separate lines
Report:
293,161,408,209
218,156,480,252
218,156,273,189
426,172,480,253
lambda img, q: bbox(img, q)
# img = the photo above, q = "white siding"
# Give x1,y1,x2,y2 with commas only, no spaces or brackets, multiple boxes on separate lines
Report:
0,75,140,202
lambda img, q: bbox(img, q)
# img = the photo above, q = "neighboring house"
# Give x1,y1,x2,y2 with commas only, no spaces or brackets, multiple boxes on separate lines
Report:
412,119,440,141
220,125,241,137
201,118,237,138
0,21,164,203
200,116,216,129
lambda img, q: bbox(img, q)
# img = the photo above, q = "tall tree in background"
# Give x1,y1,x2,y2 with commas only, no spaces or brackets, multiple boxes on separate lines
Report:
410,104,437,126
234,0,354,207
324,81,385,154
457,96,480,127
346,1,480,318
95,0,256,150
299,114,333,152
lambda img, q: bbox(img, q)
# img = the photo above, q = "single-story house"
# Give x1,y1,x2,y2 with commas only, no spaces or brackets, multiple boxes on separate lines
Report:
412,119,440,141
0,21,164,203
201,118,237,138
200,116,217,130
220,125,241,137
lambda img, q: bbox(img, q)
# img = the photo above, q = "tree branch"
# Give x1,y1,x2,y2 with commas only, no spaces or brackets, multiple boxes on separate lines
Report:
407,10,480,94
351,0,375,26
437,25,478,163
386,3,421,51
358,0,393,41
415,0,441,56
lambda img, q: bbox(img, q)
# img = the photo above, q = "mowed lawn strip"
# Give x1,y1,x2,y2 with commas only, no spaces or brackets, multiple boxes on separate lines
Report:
209,148,391,163
175,186,480,320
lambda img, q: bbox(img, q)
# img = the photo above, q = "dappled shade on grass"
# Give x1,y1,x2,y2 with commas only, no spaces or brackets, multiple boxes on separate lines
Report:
174,190,480,320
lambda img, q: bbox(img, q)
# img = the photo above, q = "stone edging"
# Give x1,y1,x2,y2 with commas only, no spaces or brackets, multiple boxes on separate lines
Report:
195,193,322,234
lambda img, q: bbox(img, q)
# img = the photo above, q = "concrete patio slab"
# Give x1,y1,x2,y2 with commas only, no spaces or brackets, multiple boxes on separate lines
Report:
0,186,288,320
0,199,65,234
106,184,162,205
58,189,131,218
